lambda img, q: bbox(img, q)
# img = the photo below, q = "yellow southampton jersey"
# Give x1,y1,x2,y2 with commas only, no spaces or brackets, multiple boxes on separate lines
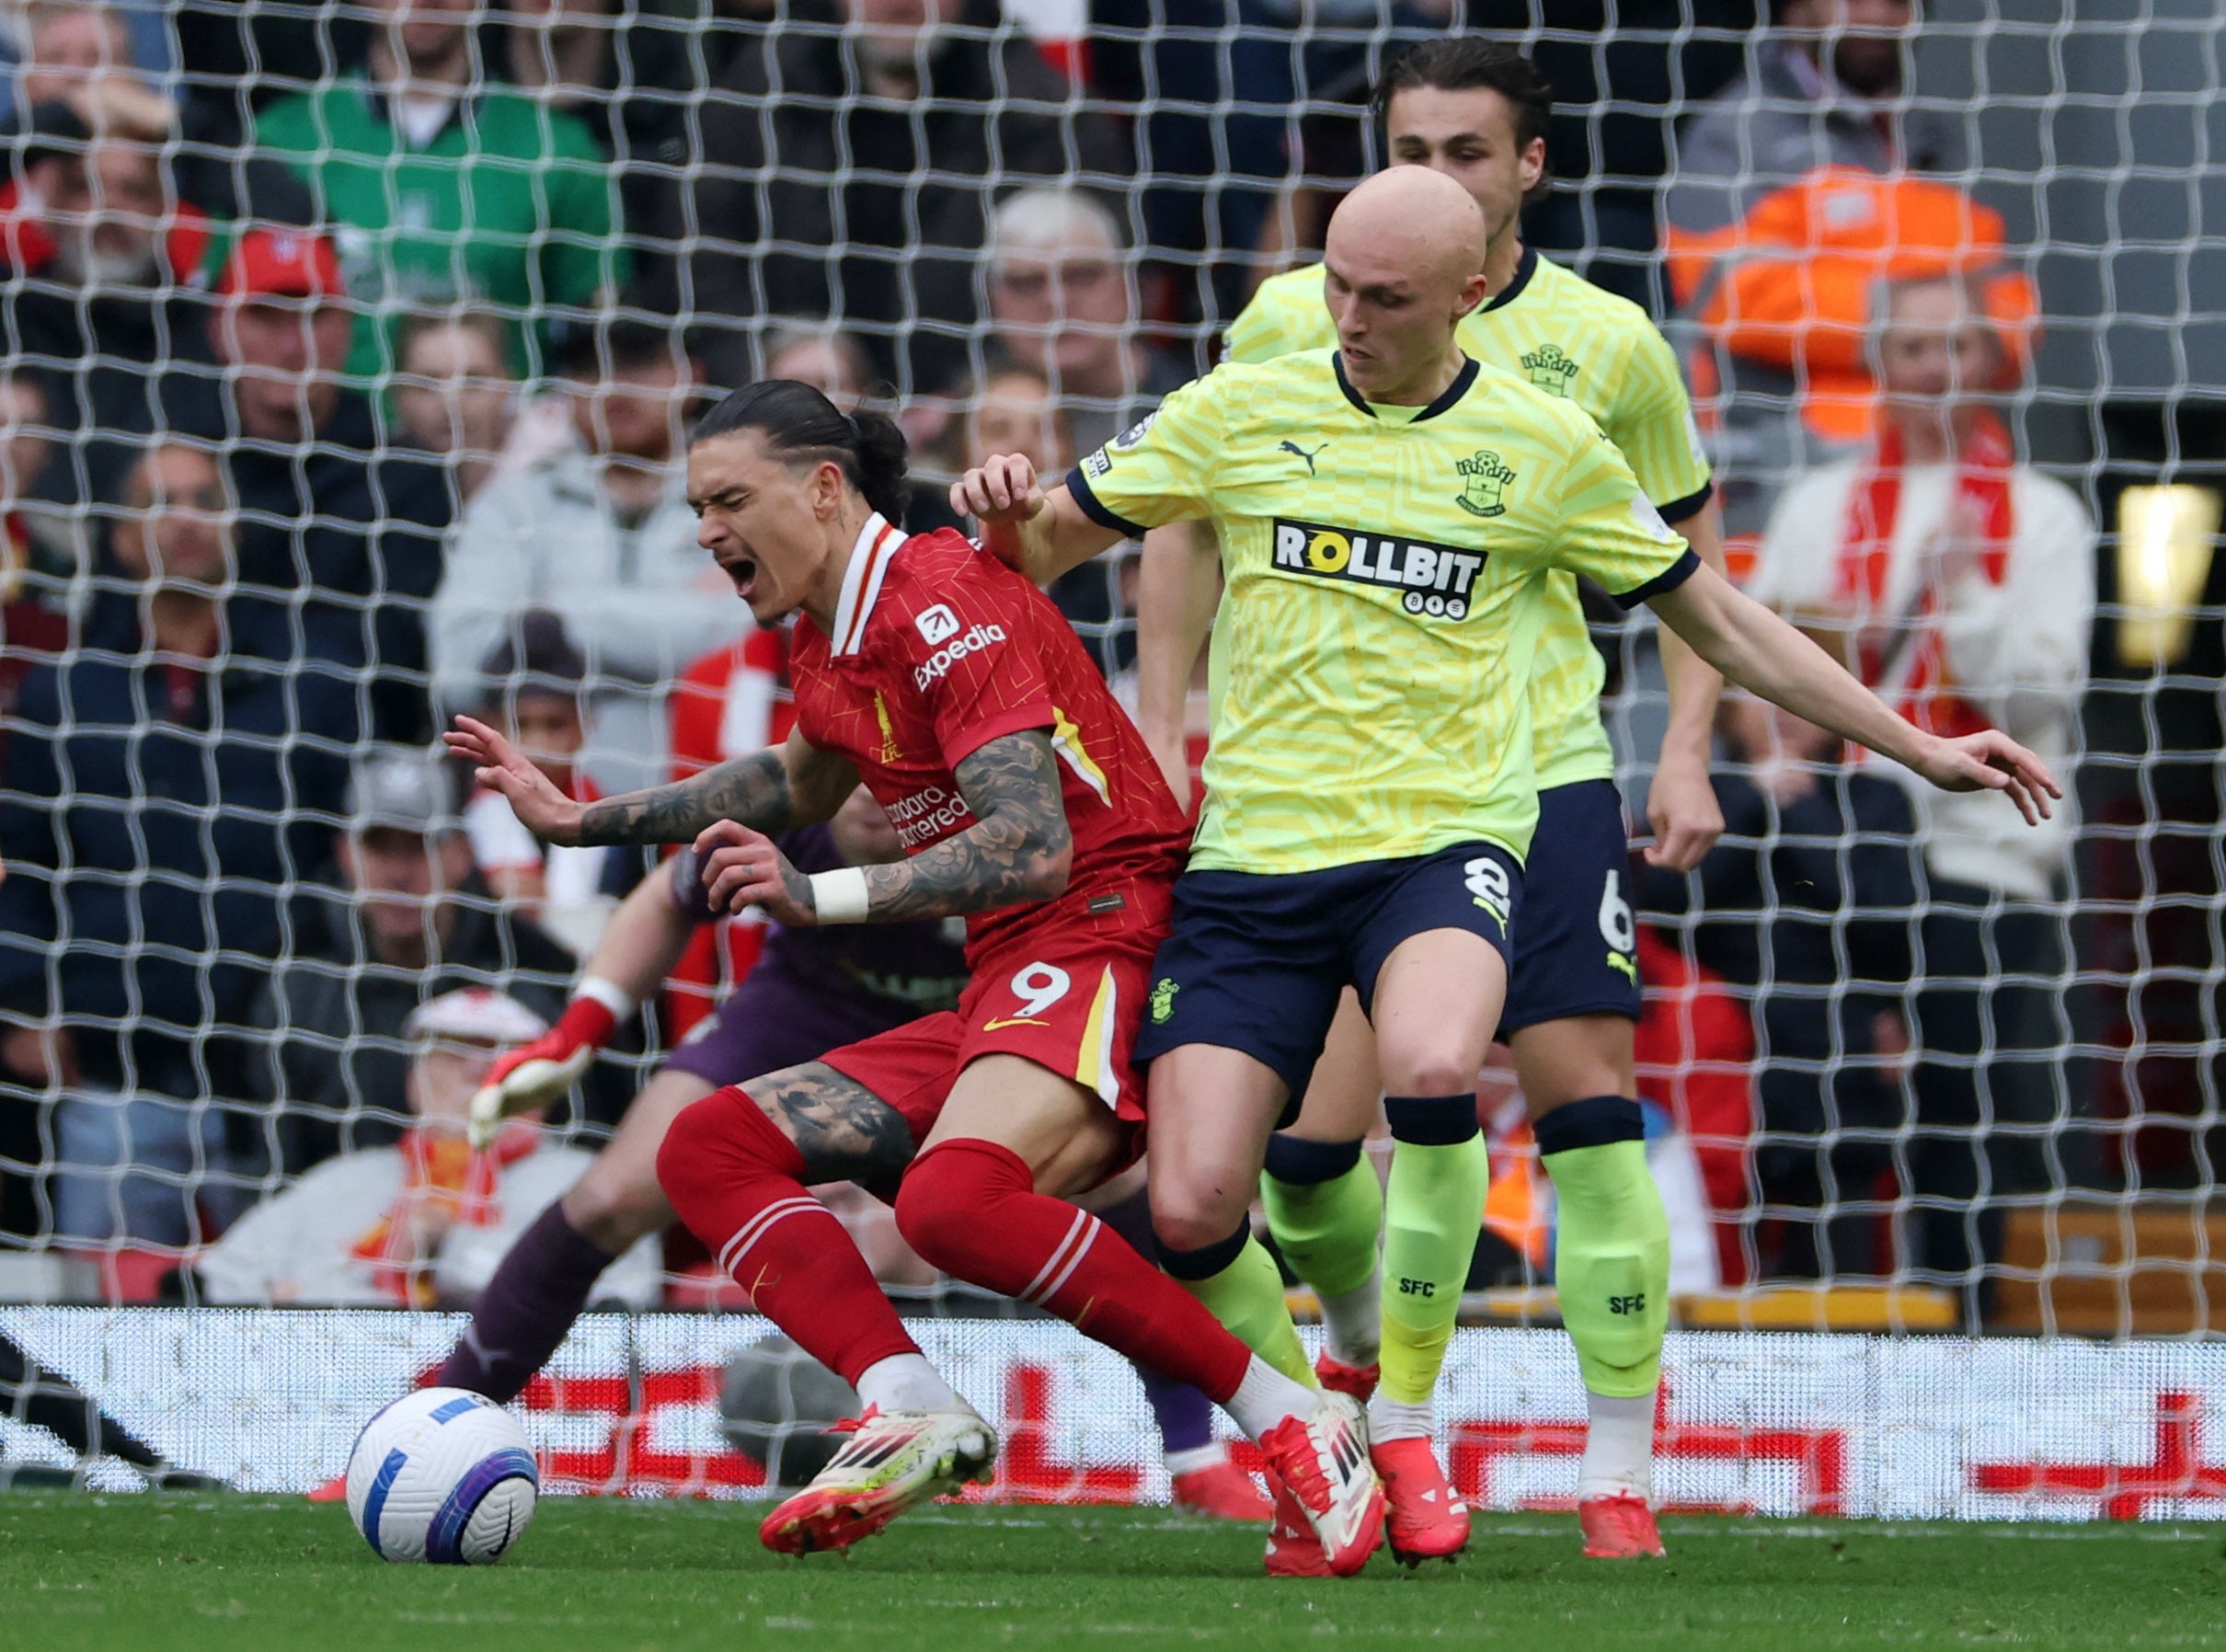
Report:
1225,247,1714,791
1068,350,1698,874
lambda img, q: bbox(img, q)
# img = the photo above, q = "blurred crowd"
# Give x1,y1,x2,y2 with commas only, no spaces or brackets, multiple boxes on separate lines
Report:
0,0,2097,1321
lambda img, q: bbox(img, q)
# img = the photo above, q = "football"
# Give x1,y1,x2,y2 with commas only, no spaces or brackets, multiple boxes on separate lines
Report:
343,1387,539,1565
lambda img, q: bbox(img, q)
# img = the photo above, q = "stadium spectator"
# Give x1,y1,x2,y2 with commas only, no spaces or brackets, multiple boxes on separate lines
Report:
465,610,645,958
239,0,625,383
0,440,353,1247
488,0,706,239
0,121,223,529
982,187,1186,457
640,0,1128,396
977,188,1181,675
169,0,373,221
763,322,875,411
1743,270,2092,1314
6,2,175,143
430,316,745,792
0,370,70,1237
1664,0,2036,534
1640,693,1919,1283
1465,0,1754,313
932,359,1139,671
239,747,591,1177
391,312,573,510
199,987,660,1309
194,226,453,745
1087,0,1440,326
0,373,62,737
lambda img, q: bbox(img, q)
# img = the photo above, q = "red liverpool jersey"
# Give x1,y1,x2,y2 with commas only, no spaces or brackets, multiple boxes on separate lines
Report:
789,517,1191,961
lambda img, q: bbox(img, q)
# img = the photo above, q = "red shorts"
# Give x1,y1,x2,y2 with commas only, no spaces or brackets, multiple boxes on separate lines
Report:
818,924,1162,1166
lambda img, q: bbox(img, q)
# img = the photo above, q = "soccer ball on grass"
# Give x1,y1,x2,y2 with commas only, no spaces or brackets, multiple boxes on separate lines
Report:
344,1387,539,1565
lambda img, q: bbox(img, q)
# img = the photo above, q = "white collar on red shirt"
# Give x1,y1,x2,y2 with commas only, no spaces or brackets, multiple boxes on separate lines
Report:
829,511,906,659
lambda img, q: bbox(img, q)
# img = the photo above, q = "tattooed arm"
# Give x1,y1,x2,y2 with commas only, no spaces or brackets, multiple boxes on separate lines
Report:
446,718,857,846
698,728,1073,924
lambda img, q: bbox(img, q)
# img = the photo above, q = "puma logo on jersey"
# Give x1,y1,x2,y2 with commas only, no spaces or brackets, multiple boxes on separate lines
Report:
1270,518,1486,619
912,623,1007,690
1607,951,1639,984
1278,439,1328,475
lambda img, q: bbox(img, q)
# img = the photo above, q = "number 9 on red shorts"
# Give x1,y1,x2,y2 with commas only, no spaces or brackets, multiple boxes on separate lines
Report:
815,930,1163,1157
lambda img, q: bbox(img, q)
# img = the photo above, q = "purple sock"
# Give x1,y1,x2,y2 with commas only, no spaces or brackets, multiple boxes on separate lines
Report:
434,1201,621,1403
1096,1186,1217,1457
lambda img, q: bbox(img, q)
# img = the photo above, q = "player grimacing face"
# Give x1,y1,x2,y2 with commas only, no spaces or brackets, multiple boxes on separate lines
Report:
1383,85,1546,253
687,429,850,627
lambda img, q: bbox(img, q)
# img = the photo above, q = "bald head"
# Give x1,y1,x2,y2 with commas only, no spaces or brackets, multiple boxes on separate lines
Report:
1328,167,1488,290
1320,168,1491,404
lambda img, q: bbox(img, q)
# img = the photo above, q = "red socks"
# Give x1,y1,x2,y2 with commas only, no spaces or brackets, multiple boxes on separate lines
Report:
660,1092,1261,1414
656,1085,923,1387
894,1138,1253,1406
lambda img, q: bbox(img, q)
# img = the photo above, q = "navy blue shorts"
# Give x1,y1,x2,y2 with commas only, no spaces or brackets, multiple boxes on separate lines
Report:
1130,841,1522,1113
1499,778,1643,1036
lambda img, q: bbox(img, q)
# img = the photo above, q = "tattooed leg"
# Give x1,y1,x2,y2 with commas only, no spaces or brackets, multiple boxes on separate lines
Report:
743,1061,920,1186
657,1068,936,1397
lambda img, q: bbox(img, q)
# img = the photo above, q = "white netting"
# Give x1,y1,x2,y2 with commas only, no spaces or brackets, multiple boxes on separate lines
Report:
0,0,2223,1497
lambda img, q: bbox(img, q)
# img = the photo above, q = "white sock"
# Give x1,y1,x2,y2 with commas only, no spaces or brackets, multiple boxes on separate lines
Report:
1578,1388,1657,1501
1368,1394,1434,1443
1317,1265,1382,1369
1164,1442,1227,1477
855,1353,962,1416
1223,1355,1315,1440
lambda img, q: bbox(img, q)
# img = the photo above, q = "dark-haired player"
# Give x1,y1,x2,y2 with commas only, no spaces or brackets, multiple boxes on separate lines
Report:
450,381,1384,1569
1197,37,1732,1560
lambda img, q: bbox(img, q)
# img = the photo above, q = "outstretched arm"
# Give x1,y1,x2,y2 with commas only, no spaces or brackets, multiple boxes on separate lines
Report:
950,453,1127,586
698,729,1073,924
446,718,857,846
1645,499,1729,870
1647,563,2062,823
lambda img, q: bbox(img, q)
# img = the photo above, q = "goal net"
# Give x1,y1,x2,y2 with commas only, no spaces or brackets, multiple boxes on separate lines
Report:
1,0,2223,1509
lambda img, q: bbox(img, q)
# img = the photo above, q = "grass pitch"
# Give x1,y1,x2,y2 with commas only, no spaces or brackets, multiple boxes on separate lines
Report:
4,1494,2224,1651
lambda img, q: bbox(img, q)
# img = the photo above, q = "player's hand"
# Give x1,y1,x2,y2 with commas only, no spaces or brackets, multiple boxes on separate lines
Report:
444,715,584,844
1142,725,1194,813
950,453,1047,543
1642,748,1725,871
697,820,818,925
1908,728,2062,824
466,1007,613,1151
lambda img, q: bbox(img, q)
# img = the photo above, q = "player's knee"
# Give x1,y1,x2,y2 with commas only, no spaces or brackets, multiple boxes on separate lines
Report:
1149,1189,1248,1258
894,1144,1015,1274
563,1173,669,1256
651,1086,749,1212
1385,1052,1484,1103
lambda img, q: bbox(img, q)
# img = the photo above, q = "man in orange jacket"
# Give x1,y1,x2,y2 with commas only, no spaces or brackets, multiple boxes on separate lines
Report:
1663,0,2035,535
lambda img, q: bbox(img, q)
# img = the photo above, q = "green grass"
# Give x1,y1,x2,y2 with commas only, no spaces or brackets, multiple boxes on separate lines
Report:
4,1495,2225,1651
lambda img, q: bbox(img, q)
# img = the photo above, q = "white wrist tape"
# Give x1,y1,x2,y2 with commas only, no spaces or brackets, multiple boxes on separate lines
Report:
575,975,638,1021
808,866,872,924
